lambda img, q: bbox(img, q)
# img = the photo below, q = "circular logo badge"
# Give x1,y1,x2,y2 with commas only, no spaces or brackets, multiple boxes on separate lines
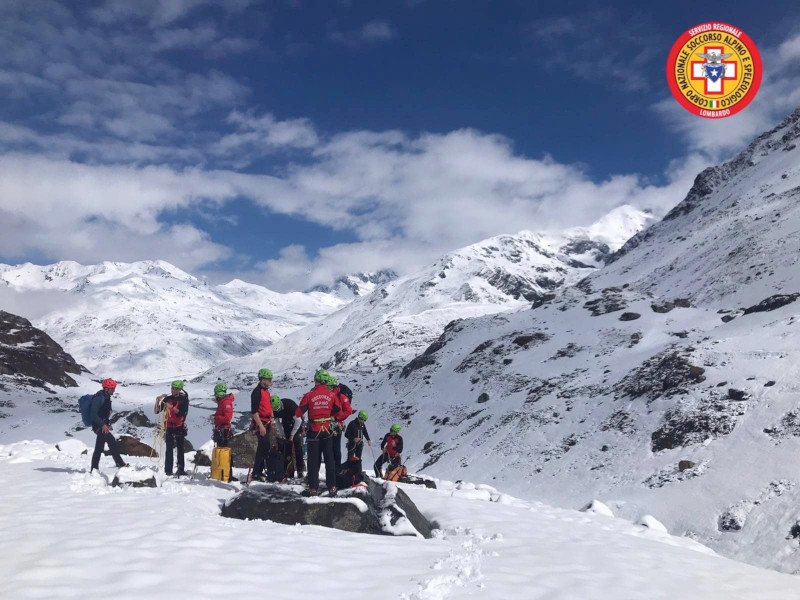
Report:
666,22,762,119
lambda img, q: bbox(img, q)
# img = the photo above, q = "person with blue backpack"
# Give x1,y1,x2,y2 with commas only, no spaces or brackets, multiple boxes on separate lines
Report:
86,378,127,473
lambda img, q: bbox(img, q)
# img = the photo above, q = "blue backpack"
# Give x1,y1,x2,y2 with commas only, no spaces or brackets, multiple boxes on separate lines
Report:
79,394,95,427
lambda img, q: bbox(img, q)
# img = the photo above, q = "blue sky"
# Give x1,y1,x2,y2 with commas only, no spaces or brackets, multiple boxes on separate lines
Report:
1,0,799,290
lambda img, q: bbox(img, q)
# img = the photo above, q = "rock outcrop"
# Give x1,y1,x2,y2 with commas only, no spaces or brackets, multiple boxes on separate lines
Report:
0,310,84,387
221,478,433,538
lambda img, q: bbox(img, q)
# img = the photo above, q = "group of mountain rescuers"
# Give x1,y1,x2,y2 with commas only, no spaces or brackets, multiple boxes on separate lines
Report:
85,369,405,496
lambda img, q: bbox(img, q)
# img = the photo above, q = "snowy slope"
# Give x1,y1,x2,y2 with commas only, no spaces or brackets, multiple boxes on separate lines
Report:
350,107,800,572
0,260,345,381
309,269,399,299
1,431,797,599
207,207,652,384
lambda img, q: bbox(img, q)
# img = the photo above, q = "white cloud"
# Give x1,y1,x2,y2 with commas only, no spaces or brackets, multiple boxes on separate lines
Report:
212,111,319,162
329,20,398,46
360,21,397,42
0,155,234,271
91,0,255,28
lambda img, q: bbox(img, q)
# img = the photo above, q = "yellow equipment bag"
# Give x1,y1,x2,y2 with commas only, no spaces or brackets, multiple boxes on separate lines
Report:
211,447,232,482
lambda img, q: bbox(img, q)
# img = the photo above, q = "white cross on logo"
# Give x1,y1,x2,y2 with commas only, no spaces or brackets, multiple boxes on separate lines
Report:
691,45,736,95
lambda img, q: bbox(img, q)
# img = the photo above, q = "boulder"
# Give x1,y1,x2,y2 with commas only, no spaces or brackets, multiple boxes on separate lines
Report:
191,450,211,467
477,393,490,404
580,500,614,517
111,409,154,428
743,293,800,315
115,436,156,458
400,475,437,489
111,466,158,488
230,430,259,468
221,478,433,538
728,388,748,401
619,312,641,321
678,460,695,472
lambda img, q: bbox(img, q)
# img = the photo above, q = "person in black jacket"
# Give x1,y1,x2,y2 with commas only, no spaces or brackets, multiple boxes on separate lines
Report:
271,395,304,478
89,378,127,473
344,410,371,461
154,380,190,476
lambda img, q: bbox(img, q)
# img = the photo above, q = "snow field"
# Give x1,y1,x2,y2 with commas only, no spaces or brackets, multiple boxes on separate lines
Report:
1,439,798,599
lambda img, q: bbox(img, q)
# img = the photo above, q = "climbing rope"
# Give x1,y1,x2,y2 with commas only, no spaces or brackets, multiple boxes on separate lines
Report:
151,397,167,467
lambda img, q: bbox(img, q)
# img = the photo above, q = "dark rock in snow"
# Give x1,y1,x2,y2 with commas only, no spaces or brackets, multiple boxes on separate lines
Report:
619,312,641,321
111,409,154,428
0,310,84,387
192,450,211,467
400,475,437,489
678,460,696,472
111,467,158,488
583,288,628,316
727,388,748,401
614,351,706,402
477,393,490,403
221,478,433,538
115,436,156,457
719,509,745,532
742,293,800,315
765,381,776,387
651,399,741,452
230,430,259,468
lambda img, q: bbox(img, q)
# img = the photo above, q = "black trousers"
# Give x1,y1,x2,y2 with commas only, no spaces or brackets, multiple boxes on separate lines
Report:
307,431,335,491
252,428,272,478
91,429,125,470
283,434,305,477
329,431,342,471
165,427,185,474
373,453,401,477
346,440,364,461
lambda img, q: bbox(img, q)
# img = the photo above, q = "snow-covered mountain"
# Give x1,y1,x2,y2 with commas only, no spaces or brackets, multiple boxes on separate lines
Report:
0,260,346,381
309,269,399,299
356,107,800,571
206,205,653,384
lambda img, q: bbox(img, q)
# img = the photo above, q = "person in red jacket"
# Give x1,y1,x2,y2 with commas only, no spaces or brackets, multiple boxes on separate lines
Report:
328,377,353,472
250,368,276,482
373,424,403,478
292,369,342,496
155,380,190,476
210,384,234,447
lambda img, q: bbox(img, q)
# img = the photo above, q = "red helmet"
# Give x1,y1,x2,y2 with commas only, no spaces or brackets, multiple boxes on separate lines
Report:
101,378,117,389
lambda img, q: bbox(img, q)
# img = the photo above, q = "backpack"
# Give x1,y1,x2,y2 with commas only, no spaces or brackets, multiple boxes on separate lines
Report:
78,394,95,427
384,465,408,482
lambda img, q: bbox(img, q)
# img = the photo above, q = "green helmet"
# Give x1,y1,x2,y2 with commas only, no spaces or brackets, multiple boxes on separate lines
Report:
314,369,329,383
214,383,227,397
258,368,273,380
358,410,368,421
390,424,402,433
171,380,184,390
271,395,283,411
326,375,338,387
